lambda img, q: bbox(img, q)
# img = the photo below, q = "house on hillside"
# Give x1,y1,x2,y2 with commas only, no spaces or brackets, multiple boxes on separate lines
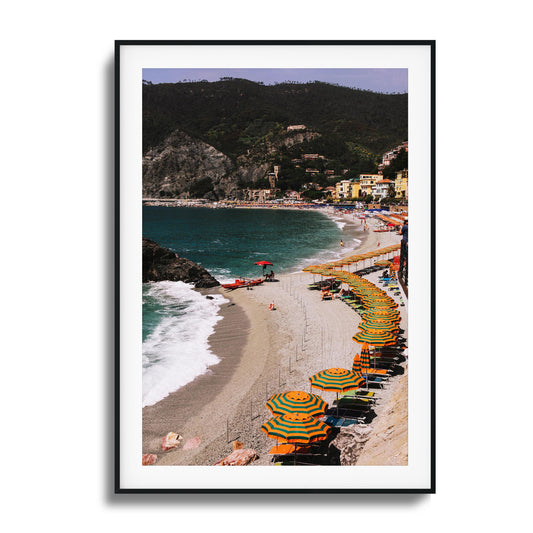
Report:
372,179,395,201
324,186,336,199
378,141,408,172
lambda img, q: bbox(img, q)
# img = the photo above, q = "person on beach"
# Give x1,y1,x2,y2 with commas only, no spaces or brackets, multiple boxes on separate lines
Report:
340,240,344,247
400,219,408,274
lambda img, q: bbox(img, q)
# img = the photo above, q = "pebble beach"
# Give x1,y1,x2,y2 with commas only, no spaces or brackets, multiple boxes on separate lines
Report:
142,211,408,466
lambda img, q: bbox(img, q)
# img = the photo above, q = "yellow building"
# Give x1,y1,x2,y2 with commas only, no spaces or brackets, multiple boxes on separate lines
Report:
350,180,360,199
359,174,381,197
335,180,352,201
395,169,408,199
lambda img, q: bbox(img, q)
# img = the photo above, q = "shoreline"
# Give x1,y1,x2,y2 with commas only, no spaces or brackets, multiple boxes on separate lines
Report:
142,214,407,465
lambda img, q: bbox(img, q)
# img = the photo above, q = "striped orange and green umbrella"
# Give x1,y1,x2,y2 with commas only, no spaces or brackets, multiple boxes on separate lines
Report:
266,391,328,417
362,300,399,310
261,412,330,444
359,294,394,301
360,343,371,372
309,367,365,393
360,309,400,320
358,320,399,333
352,329,397,346
375,260,392,267
361,315,399,324
359,295,392,303
303,265,322,273
360,298,393,304
352,352,363,373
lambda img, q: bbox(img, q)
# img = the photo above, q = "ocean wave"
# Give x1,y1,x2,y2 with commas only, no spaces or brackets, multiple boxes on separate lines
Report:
142,281,228,407
331,218,346,230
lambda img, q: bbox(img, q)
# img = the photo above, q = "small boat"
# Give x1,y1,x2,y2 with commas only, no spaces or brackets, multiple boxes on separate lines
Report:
246,278,264,286
221,279,248,290
221,278,264,290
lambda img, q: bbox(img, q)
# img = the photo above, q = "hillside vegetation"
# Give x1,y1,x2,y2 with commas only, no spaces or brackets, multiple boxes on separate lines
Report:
142,79,407,199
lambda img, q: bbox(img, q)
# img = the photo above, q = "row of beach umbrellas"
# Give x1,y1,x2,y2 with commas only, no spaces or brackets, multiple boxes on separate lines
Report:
261,245,404,462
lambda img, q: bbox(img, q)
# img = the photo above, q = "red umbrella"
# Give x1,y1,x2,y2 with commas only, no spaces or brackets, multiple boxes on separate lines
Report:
255,260,274,278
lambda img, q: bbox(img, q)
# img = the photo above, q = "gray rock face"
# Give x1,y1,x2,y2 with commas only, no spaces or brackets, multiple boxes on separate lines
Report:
142,130,233,199
142,128,322,200
142,237,219,288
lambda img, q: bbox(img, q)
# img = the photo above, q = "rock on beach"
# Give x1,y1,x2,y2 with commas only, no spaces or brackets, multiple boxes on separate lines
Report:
142,237,220,288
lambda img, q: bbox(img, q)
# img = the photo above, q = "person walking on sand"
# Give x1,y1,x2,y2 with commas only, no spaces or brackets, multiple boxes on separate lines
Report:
400,218,408,275
340,240,344,247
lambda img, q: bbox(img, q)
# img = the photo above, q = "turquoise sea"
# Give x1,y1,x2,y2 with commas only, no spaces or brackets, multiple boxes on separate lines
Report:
142,206,365,406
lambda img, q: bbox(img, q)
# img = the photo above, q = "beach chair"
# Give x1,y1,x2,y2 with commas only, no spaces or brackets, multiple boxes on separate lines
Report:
369,357,402,368
335,397,374,410
341,390,375,400
329,409,369,423
322,416,360,427
364,376,387,389
268,443,314,456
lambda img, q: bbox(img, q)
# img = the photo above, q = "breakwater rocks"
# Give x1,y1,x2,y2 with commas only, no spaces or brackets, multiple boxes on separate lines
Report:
142,237,220,288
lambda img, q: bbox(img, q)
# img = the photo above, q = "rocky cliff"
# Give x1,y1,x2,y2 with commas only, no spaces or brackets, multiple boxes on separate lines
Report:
142,128,322,200
142,130,234,199
142,237,220,288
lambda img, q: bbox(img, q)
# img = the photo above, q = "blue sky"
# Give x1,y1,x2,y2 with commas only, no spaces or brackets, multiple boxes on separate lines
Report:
142,68,407,93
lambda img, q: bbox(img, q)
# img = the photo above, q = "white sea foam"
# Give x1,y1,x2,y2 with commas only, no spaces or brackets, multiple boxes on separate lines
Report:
332,218,346,230
142,281,228,407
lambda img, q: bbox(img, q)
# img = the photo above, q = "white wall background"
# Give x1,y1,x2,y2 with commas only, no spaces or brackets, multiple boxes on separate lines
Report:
1,0,530,529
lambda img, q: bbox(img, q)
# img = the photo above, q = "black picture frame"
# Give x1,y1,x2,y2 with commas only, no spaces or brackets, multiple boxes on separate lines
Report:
115,40,435,494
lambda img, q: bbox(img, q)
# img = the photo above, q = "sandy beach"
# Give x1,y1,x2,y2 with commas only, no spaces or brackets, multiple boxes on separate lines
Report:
142,210,408,465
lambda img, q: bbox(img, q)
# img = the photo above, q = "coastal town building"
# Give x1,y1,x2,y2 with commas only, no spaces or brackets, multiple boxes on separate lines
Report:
305,168,320,174
395,169,408,199
267,165,280,188
350,179,361,199
284,190,302,201
378,141,408,173
372,179,395,200
243,189,277,202
335,180,353,200
286,124,307,131
359,174,381,197
324,186,336,199
330,178,361,201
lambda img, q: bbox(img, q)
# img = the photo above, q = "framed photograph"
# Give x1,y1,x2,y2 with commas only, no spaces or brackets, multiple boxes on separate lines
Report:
116,40,435,493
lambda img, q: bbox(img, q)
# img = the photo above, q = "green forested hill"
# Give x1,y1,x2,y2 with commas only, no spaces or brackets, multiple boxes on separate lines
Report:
142,79,407,160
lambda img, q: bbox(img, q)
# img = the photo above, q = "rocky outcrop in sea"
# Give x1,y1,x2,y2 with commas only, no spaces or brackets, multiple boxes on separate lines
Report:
142,237,220,288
